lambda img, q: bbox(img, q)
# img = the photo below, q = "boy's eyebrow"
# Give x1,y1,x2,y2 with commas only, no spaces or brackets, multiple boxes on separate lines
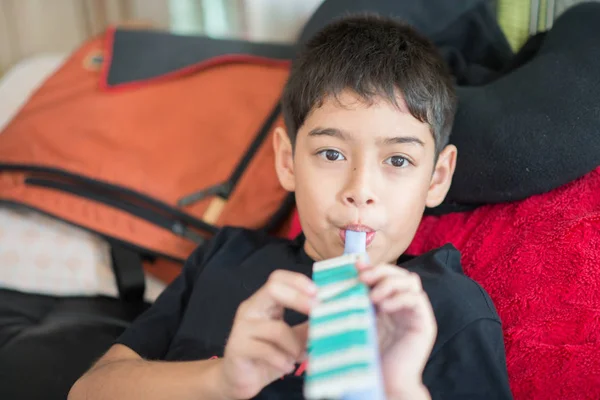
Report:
308,127,425,147
377,136,425,147
308,127,349,140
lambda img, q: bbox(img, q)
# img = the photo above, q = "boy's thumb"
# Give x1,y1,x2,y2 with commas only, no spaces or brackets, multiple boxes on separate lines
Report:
292,322,309,346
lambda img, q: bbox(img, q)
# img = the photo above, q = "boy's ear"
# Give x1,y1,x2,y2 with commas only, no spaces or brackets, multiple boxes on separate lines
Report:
425,145,457,208
273,126,296,192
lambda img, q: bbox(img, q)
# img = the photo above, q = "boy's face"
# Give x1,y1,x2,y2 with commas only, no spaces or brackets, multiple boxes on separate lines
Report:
274,90,457,265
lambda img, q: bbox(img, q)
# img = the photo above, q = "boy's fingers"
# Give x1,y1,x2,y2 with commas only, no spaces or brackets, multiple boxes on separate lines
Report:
268,270,317,295
291,322,309,362
355,261,371,271
369,273,423,303
379,292,420,312
262,280,315,315
256,360,295,383
261,271,316,313
359,263,412,286
241,340,296,375
242,271,317,317
251,320,304,360
291,322,309,345
380,291,435,325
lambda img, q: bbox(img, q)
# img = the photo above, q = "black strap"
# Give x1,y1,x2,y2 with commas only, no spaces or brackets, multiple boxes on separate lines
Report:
178,101,282,207
110,244,145,304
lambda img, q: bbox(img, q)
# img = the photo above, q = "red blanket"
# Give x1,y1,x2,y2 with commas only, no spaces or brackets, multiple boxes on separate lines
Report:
288,167,600,399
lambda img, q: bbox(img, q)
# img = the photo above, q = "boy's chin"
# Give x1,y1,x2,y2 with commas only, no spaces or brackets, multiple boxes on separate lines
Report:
303,237,343,261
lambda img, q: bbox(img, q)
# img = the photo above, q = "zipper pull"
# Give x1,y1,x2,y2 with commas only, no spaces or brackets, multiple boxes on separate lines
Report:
171,221,205,244
177,181,232,207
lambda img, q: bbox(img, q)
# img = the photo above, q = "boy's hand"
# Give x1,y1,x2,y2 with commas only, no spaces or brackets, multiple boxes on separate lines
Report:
357,262,436,400
217,270,315,400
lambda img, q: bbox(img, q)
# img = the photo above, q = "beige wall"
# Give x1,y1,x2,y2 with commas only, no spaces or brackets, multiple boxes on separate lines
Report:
0,0,323,75
1,0,91,73
0,0,170,74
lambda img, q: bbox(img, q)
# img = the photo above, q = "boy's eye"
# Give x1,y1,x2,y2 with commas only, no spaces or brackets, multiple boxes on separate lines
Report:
384,156,409,168
318,149,346,161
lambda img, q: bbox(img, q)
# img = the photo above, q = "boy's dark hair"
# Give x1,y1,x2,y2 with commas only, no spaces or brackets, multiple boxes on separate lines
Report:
282,14,456,155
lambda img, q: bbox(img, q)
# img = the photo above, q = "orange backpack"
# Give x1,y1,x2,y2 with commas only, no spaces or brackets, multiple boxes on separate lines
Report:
0,28,296,296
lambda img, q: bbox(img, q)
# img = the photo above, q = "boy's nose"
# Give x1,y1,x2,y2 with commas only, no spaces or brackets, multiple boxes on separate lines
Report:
342,167,377,207
344,192,375,207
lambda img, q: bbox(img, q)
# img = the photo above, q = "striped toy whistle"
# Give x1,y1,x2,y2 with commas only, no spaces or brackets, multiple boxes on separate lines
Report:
304,230,386,400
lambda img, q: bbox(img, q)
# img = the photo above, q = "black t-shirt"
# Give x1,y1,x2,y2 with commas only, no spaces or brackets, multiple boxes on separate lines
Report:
117,227,513,399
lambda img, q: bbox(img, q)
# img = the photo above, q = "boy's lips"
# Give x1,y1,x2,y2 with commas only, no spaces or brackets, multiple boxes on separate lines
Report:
339,225,376,247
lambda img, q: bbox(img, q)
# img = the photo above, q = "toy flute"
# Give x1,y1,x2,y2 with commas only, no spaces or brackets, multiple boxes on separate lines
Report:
304,230,386,400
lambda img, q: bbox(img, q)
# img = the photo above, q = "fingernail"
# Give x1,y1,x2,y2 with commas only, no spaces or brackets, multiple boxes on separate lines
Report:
361,271,373,280
300,351,308,362
307,299,319,312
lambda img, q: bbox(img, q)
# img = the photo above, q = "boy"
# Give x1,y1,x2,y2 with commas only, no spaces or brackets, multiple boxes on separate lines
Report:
69,15,512,400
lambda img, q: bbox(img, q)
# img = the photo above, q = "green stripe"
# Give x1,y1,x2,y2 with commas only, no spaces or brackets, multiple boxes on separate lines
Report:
313,264,357,285
306,362,372,383
310,307,367,325
309,330,368,357
328,283,368,300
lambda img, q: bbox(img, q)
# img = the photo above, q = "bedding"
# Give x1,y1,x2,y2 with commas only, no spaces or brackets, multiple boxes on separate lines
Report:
0,55,165,301
408,166,600,399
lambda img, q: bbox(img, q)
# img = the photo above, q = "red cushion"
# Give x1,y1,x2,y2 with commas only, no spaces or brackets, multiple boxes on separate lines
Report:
288,167,600,399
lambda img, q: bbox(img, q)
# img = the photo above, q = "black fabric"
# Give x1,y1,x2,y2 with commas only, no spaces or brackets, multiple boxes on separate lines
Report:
117,227,512,399
106,29,295,86
448,3,600,206
299,0,512,86
110,243,146,303
0,289,148,400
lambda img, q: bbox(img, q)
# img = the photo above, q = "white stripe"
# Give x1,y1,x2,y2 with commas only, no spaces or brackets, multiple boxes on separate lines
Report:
304,370,379,399
308,347,374,374
313,254,364,272
309,313,370,339
316,278,362,301
310,295,370,318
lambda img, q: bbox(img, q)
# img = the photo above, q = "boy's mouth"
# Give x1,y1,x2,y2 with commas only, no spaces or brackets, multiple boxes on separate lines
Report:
339,224,376,247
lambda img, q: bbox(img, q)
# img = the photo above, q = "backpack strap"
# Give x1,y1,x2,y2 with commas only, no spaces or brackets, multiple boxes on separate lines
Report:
110,243,146,304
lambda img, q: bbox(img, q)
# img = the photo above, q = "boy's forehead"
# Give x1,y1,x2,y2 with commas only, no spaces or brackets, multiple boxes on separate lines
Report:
319,90,410,114
300,90,432,145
